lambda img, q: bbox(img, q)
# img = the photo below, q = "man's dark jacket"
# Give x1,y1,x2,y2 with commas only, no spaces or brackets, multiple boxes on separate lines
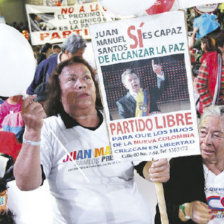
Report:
27,54,58,95
116,78,165,119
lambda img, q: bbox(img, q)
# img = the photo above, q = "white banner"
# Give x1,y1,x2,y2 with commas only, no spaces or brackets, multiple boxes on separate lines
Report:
90,11,200,161
26,3,114,45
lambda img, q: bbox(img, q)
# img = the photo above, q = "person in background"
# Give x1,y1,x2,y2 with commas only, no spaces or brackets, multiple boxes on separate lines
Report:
52,44,61,54
26,33,87,95
14,56,170,224
200,36,216,64
0,96,6,105
189,27,200,50
0,131,22,160
33,82,48,113
116,60,165,119
196,30,224,114
188,12,220,50
32,46,40,60
193,36,216,116
37,43,52,65
0,95,23,129
155,105,224,224
2,112,24,143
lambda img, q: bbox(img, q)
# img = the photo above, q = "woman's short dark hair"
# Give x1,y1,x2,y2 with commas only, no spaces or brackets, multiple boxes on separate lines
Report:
201,36,215,52
45,56,102,117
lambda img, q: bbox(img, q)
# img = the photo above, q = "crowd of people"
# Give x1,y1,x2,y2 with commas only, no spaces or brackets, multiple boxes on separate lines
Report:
10,21,28,34
1,9,224,224
189,11,224,117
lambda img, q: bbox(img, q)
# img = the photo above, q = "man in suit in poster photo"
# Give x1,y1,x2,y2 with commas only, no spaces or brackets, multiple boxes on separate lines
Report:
116,60,166,119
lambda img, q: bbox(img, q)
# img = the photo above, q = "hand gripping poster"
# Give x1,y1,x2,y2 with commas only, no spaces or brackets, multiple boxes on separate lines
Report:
90,10,201,161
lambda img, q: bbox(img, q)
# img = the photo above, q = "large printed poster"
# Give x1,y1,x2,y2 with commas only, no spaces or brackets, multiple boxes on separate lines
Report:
26,3,114,45
90,11,201,161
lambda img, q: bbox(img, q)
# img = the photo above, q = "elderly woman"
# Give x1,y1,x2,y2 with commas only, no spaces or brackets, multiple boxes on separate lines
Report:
155,105,224,224
14,56,169,224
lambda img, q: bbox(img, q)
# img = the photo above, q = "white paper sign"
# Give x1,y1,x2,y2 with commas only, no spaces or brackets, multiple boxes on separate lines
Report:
26,2,114,45
90,11,200,161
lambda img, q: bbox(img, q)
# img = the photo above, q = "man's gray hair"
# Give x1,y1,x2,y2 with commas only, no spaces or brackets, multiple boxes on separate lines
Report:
61,33,86,54
199,105,224,129
121,69,139,84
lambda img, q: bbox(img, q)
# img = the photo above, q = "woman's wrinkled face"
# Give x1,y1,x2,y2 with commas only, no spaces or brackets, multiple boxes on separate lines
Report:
59,63,96,114
199,115,224,165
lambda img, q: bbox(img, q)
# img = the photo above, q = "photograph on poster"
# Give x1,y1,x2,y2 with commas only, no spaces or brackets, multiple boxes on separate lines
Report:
101,54,190,120
29,12,56,32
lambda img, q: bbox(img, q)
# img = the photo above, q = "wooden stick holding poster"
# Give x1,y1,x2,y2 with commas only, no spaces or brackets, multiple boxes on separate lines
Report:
155,182,169,224
90,10,200,223
145,159,169,224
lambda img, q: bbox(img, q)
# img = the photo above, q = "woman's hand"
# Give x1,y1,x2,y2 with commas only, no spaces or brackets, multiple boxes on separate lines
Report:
143,158,170,183
179,201,212,224
22,95,46,134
